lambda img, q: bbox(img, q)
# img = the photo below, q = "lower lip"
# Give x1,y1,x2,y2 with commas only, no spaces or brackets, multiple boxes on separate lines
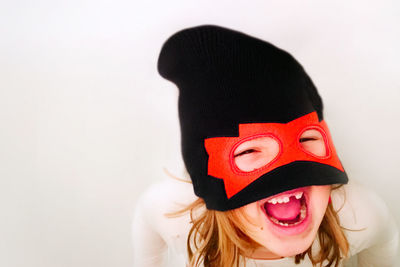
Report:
261,193,312,236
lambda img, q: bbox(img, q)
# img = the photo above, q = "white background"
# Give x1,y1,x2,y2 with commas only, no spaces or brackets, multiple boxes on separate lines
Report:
0,1,399,266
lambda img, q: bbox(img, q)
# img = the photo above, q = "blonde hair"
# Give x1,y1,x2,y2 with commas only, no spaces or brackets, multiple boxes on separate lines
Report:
164,169,349,267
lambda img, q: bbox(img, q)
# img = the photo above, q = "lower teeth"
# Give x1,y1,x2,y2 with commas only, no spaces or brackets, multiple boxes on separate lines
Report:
269,204,307,227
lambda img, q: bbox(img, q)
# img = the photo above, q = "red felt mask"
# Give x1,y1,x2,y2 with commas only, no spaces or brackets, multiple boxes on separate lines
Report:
204,112,344,199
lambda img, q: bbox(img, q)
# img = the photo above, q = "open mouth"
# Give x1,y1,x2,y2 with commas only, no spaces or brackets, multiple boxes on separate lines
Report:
260,188,311,233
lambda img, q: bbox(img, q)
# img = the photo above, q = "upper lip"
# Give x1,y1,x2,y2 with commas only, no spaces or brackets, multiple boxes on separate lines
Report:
259,187,308,206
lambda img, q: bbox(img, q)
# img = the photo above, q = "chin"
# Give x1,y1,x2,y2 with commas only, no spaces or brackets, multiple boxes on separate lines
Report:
266,227,318,257
241,185,331,257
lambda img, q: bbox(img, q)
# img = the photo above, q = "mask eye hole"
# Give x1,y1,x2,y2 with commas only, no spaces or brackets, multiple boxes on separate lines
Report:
233,136,280,172
299,128,328,157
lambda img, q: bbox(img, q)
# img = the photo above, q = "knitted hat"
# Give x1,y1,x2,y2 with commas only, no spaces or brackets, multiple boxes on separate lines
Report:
157,25,348,211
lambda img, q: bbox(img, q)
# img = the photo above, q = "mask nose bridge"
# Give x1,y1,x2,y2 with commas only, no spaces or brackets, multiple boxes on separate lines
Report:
271,122,306,164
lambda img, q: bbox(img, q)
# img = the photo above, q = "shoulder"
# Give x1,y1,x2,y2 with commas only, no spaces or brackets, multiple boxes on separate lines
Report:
332,180,390,228
331,180,398,254
138,174,197,213
135,174,197,240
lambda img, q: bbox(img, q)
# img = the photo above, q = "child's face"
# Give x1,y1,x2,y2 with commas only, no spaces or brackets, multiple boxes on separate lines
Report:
234,131,331,258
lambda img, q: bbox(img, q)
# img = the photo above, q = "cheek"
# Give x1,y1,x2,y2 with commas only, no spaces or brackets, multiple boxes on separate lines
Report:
238,203,267,240
309,185,331,219
240,203,263,226
239,203,278,247
308,185,331,229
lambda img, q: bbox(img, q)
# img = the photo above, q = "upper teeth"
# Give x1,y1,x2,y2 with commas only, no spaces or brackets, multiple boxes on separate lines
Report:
267,191,303,204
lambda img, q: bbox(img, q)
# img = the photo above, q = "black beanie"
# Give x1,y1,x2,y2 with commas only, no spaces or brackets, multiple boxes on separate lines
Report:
157,25,348,211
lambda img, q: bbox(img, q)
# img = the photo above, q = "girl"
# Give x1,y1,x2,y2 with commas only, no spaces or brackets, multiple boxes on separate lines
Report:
132,25,398,267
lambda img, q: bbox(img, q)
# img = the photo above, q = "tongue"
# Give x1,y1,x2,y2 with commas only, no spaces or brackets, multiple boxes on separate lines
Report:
265,196,301,221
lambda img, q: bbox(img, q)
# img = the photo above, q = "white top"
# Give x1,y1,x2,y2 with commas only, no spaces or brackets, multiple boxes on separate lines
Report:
132,175,399,267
